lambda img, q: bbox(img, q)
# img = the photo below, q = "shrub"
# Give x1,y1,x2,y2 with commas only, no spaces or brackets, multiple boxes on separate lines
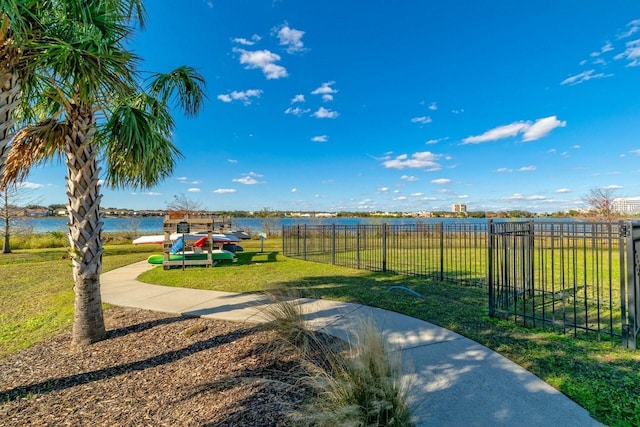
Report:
261,294,414,427
300,319,413,427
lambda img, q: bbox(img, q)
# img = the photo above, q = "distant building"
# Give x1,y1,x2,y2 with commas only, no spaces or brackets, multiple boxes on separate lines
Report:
452,203,467,213
613,197,640,214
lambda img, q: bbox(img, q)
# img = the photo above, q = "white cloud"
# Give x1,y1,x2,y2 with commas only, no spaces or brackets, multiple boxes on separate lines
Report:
235,48,287,79
428,102,438,111
313,107,339,119
462,121,530,144
311,81,337,98
561,69,612,85
275,24,305,53
284,106,310,116
17,181,43,189
518,165,536,172
311,135,328,142
382,151,441,170
496,167,513,173
522,116,567,142
228,159,238,163
555,188,571,194
233,34,261,46
615,39,640,67
378,187,389,193
505,193,525,201
618,19,640,39
589,41,613,58
177,176,188,182
187,188,201,193
411,192,423,197
629,149,640,156
217,89,263,105
213,188,237,194
411,116,432,125
401,175,419,182
145,192,162,196
291,94,305,103
604,184,623,190
462,116,566,144
431,178,451,185
232,172,263,185
291,188,298,193
427,136,449,146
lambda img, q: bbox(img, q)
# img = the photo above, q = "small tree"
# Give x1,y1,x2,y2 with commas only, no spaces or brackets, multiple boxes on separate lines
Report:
0,184,39,253
582,187,618,221
167,193,205,218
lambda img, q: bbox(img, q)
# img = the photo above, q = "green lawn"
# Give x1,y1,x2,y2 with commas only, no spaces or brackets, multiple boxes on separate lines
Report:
139,240,640,427
2,239,639,426
0,244,156,358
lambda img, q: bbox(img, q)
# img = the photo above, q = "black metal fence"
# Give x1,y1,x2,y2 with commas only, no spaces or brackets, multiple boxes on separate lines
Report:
282,222,487,285
282,220,639,348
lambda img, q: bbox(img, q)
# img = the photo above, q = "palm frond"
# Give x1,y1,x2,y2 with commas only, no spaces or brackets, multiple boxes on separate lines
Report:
100,101,182,189
1,118,67,188
147,66,207,117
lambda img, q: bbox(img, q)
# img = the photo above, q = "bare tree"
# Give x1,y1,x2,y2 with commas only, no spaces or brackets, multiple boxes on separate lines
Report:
0,184,40,253
167,193,205,218
582,187,618,221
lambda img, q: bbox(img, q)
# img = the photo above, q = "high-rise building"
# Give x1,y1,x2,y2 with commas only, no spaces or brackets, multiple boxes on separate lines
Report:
452,203,467,213
612,197,640,214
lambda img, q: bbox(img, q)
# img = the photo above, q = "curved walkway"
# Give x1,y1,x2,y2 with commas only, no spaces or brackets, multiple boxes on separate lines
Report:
101,261,603,427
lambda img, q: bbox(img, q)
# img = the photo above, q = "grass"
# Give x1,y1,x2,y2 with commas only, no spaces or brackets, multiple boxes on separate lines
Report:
2,237,639,425
0,243,157,358
139,240,640,426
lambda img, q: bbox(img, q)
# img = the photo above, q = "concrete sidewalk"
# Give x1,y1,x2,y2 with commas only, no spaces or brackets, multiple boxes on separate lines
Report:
101,261,603,427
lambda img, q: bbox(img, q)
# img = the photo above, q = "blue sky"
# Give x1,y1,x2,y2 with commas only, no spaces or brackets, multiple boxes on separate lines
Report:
23,1,640,213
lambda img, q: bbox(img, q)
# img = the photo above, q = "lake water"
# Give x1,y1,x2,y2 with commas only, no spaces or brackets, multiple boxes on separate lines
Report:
6,216,499,234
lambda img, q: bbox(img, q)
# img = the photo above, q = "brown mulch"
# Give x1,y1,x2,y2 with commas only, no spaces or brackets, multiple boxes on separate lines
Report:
0,307,320,426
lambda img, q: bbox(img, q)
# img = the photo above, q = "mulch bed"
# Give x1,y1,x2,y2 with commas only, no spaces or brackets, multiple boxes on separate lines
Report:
0,307,317,426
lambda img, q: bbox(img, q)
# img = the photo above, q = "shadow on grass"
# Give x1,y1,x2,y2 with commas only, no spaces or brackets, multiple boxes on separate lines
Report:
233,251,279,265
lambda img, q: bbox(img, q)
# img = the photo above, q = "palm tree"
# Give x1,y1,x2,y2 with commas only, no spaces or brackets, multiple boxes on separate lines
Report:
1,0,145,179
1,2,205,347
0,0,39,181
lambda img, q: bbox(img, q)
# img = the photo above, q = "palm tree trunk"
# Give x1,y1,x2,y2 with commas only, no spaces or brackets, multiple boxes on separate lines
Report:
65,103,105,348
0,71,20,185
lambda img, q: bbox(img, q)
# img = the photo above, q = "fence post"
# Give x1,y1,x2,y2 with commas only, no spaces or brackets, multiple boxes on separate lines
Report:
439,222,444,281
331,223,336,265
302,224,307,260
528,220,535,297
382,223,387,272
627,222,639,349
488,219,495,317
356,224,361,269
623,221,633,348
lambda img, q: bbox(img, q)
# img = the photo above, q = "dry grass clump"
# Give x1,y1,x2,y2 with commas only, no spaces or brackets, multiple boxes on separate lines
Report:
262,292,414,427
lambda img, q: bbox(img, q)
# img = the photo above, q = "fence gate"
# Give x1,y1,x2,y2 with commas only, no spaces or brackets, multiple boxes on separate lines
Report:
487,220,534,320
626,223,640,349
